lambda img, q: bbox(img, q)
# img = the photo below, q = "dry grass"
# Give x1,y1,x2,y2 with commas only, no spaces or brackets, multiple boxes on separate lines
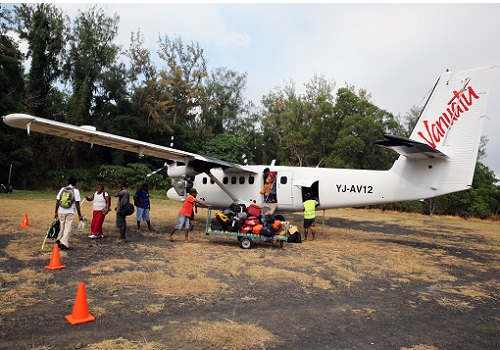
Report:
0,269,52,316
1,192,498,349
400,345,440,350
186,320,280,350
84,337,170,350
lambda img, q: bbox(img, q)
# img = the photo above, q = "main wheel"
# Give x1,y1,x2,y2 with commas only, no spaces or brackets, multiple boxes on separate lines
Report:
239,237,253,249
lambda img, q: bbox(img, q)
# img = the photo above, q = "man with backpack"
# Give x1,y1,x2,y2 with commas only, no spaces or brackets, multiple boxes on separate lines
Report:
114,181,131,243
54,176,83,250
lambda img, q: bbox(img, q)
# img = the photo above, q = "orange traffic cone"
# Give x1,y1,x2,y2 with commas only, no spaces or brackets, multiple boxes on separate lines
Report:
44,243,66,270
20,213,29,227
65,282,96,325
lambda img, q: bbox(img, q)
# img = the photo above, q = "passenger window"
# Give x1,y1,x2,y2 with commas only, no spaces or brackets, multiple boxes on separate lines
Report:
202,177,208,184
210,179,215,184
280,176,287,185
223,177,228,184
239,176,245,184
249,175,254,184
231,177,237,184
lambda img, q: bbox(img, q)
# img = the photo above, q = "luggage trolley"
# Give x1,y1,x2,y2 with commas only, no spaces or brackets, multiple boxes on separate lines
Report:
204,208,288,249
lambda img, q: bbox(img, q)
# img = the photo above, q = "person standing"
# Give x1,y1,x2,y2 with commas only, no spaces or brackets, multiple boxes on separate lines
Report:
114,181,130,243
168,188,211,243
303,193,320,241
54,176,83,250
133,183,153,231
85,183,111,239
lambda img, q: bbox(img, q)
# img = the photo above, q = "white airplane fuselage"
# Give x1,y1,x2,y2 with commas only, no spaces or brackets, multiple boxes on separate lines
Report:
166,157,444,212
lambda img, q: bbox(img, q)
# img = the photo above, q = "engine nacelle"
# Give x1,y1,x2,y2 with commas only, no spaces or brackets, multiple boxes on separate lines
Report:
166,163,198,178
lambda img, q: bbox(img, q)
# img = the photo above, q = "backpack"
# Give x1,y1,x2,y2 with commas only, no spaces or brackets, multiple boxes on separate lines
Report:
260,224,275,237
288,231,302,243
47,219,60,239
59,186,75,209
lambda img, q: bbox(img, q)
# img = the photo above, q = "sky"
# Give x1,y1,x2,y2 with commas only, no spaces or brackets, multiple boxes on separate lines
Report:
5,2,500,179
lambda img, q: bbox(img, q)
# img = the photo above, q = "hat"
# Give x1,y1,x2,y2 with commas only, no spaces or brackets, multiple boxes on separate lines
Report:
189,188,198,194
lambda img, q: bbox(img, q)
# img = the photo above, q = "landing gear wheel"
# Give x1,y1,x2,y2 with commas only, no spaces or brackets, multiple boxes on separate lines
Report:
239,237,253,249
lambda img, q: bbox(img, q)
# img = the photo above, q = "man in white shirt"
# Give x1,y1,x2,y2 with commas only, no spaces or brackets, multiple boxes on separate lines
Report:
54,176,83,250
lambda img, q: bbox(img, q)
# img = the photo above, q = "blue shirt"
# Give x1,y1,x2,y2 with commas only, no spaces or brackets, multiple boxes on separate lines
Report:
134,189,150,209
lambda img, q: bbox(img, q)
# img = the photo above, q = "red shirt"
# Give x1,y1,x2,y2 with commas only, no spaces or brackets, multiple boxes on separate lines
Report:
179,195,195,217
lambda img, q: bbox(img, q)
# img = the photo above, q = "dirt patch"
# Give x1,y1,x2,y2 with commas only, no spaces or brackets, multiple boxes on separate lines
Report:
0,194,498,350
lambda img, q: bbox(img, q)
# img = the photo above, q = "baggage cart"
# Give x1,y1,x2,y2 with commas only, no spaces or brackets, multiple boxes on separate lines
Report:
204,208,288,249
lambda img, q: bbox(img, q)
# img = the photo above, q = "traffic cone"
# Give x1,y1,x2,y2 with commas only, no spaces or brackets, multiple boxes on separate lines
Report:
44,243,66,270
20,213,29,227
65,282,96,325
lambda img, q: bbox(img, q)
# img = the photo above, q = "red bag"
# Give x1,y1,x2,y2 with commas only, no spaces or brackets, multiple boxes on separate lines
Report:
247,204,261,217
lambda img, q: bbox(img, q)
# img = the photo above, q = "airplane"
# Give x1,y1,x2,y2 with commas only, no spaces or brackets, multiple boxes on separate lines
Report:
2,66,498,216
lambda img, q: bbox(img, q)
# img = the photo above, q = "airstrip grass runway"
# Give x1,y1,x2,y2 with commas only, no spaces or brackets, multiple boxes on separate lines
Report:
0,191,498,350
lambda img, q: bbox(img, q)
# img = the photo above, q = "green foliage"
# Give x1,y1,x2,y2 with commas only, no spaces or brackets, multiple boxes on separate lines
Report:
97,163,169,192
201,133,253,164
375,200,425,214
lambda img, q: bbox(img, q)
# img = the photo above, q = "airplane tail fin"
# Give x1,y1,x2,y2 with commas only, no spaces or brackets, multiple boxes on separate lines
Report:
378,66,497,199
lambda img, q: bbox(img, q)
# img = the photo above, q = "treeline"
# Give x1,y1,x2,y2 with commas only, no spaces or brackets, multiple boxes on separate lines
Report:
0,4,498,218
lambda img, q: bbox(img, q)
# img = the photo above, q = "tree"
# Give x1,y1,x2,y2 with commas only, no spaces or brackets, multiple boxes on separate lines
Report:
201,67,248,137
64,6,120,169
201,133,252,164
15,3,67,118
0,29,30,187
324,87,399,170
66,5,120,126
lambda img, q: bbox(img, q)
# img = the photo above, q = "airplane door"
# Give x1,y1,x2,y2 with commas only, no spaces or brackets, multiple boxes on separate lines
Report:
276,171,294,205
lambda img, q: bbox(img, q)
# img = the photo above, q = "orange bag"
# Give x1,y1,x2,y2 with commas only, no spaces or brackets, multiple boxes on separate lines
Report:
252,224,263,235
272,220,281,229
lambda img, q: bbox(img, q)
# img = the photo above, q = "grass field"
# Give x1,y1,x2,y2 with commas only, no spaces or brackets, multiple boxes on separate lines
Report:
0,191,498,350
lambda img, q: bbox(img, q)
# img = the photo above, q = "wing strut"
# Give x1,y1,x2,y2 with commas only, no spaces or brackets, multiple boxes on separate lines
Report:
205,170,239,202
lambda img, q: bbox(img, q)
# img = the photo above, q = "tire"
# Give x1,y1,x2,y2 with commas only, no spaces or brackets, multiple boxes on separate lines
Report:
239,237,253,249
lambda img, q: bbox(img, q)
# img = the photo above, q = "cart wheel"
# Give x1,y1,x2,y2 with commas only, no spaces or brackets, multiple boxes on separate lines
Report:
239,237,253,249
280,240,284,248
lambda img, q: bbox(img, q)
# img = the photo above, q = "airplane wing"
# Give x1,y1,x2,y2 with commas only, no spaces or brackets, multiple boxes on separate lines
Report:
374,134,449,160
2,113,257,174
